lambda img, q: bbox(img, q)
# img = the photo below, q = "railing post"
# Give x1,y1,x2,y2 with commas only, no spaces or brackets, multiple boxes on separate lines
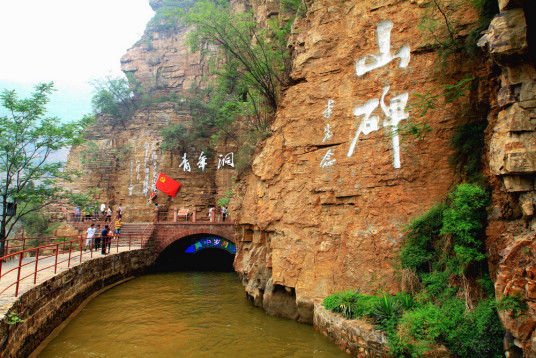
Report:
54,243,59,274
15,252,23,297
192,208,197,223
34,249,39,284
116,235,119,253
68,241,72,268
80,235,83,263
173,208,178,222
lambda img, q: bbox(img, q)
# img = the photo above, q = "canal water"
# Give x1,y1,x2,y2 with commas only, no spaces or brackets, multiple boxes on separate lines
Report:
38,272,347,357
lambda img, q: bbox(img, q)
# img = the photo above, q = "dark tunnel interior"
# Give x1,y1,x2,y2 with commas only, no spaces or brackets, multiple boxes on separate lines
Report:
153,234,235,272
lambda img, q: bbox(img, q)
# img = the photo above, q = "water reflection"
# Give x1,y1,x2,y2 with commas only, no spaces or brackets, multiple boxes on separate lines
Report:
38,272,347,358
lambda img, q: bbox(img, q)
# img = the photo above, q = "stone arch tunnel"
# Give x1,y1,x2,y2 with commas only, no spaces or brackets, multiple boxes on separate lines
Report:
152,223,236,272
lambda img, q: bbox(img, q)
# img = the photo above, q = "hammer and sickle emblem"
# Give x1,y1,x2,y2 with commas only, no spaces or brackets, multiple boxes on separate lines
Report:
160,177,166,183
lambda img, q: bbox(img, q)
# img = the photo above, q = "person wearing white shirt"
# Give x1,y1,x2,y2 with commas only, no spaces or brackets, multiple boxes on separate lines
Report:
86,224,97,249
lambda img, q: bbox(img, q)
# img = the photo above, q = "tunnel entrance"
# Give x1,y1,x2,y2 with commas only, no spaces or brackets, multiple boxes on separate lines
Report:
154,234,235,272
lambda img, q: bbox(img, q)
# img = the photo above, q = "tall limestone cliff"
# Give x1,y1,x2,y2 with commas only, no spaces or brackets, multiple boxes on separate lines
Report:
232,0,489,322
228,0,536,354
64,0,237,221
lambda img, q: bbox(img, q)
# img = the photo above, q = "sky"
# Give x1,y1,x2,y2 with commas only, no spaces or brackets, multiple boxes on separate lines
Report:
0,0,154,122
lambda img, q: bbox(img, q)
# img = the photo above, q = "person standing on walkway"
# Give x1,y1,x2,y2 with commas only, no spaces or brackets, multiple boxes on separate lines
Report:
101,225,111,255
94,225,102,251
100,203,106,219
86,224,96,250
221,206,228,221
114,218,122,235
118,204,123,219
209,206,215,222
74,206,81,222
105,207,112,222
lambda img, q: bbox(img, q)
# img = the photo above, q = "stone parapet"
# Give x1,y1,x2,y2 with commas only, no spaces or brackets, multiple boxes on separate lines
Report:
313,300,389,357
0,250,154,358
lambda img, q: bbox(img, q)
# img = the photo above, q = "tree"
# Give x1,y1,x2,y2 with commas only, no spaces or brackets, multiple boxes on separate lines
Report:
91,76,137,128
179,0,290,113
0,83,87,256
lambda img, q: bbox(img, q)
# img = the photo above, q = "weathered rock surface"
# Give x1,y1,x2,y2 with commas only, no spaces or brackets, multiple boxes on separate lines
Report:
64,3,236,222
480,2,536,356
232,0,484,322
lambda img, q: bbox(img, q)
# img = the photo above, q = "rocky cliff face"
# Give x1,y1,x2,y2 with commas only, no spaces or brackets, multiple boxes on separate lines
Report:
231,0,493,323
64,1,236,221
478,0,536,354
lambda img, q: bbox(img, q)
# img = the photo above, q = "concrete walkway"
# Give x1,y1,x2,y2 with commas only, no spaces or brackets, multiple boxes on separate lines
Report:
0,245,142,315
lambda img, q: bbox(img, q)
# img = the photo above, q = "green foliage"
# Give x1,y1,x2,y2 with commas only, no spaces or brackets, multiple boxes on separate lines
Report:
465,0,499,56
91,76,136,127
217,190,233,208
0,83,87,254
400,203,444,272
5,312,24,325
418,0,464,57
160,124,191,152
497,294,528,317
323,291,380,319
411,76,473,118
68,188,101,209
404,76,474,142
156,0,300,169
418,0,498,60
396,298,503,358
401,183,489,277
450,119,487,182
441,183,489,273
145,0,196,34
280,0,308,18
180,0,290,113
371,294,402,328
19,211,49,237
323,181,503,357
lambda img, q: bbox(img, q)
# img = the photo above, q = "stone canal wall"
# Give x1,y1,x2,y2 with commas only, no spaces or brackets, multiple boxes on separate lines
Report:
313,301,389,357
0,250,154,358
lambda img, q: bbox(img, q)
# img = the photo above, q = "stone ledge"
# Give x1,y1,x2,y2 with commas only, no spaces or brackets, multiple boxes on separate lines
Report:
313,300,389,357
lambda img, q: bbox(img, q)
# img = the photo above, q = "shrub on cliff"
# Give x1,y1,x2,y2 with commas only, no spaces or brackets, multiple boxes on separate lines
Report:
91,76,137,128
323,183,504,357
178,0,289,113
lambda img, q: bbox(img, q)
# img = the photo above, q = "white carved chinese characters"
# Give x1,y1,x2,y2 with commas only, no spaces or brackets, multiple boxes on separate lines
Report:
348,20,410,169
218,153,235,169
179,153,192,172
355,20,410,77
320,99,336,168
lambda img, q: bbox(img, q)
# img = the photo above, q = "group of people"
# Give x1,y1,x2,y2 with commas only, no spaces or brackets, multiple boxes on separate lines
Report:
74,203,123,222
84,218,122,255
208,206,228,222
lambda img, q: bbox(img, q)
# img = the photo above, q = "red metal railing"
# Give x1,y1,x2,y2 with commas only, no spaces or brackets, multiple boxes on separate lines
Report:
67,212,119,223
0,233,149,298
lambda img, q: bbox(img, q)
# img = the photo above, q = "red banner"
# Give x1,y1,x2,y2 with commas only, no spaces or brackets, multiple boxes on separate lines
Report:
155,173,181,197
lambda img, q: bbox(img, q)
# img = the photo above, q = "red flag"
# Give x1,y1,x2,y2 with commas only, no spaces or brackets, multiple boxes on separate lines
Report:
155,173,181,197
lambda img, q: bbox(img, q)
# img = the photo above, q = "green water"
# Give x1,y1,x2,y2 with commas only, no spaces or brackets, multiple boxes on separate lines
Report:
38,272,347,357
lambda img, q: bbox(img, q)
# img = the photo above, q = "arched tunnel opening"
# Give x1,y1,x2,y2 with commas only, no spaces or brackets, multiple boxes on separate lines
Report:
154,234,235,272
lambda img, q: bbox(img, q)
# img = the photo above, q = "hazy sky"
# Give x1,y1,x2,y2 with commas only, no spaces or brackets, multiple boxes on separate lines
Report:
0,0,154,121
